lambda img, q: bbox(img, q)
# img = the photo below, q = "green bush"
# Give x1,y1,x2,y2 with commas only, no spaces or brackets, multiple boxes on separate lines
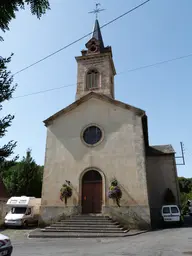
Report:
180,192,192,215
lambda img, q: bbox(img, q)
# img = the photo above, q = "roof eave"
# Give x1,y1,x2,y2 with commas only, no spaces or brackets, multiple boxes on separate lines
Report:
43,92,145,127
75,51,112,61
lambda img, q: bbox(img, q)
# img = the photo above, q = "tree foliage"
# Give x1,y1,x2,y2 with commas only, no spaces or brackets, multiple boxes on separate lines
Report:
178,177,192,214
0,0,49,187
3,149,43,197
178,177,192,194
0,55,17,172
0,1,50,33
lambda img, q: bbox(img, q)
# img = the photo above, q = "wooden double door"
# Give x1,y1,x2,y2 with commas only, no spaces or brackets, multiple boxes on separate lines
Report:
82,170,102,214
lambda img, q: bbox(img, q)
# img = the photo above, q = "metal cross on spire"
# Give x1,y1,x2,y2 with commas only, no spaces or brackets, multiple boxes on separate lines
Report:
88,3,105,19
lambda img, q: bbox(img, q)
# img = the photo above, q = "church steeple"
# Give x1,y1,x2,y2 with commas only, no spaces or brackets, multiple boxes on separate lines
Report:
84,18,105,55
92,19,104,50
75,8,116,100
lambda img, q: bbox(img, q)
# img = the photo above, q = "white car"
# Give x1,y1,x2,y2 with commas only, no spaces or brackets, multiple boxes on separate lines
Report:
0,233,13,256
161,205,183,226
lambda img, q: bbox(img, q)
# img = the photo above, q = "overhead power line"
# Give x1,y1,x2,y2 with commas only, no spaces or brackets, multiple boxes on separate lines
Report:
13,52,192,99
13,83,76,99
13,0,150,76
118,52,192,75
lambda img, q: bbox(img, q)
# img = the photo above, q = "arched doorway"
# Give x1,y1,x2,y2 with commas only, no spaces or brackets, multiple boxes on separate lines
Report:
82,170,102,214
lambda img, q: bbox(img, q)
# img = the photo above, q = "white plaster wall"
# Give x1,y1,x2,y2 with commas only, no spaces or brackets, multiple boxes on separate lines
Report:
41,97,149,209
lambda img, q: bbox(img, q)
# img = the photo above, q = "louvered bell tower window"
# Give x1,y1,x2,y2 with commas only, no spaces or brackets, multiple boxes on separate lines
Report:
86,69,99,90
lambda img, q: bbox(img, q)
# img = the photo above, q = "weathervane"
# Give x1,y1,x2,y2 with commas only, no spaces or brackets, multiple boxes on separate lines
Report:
88,3,105,19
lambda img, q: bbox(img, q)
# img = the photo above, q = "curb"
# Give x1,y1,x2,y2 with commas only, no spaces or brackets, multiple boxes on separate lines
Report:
124,230,149,237
28,229,149,239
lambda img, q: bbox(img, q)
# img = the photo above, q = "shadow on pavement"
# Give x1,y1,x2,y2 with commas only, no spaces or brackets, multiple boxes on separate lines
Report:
150,215,192,232
183,215,192,227
0,226,37,232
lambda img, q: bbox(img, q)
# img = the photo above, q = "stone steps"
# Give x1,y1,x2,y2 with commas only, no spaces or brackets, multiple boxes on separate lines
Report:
45,226,125,231
29,231,129,238
67,216,110,220
29,215,129,238
42,228,127,233
55,220,117,225
59,217,113,222
51,223,119,228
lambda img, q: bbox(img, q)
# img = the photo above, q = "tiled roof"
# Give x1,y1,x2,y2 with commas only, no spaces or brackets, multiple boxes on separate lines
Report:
147,144,175,156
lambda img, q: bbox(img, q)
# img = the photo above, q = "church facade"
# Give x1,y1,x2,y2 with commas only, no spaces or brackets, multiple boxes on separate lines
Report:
39,20,180,229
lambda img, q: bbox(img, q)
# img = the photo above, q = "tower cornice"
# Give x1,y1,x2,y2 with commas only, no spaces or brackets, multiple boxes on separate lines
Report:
75,52,116,75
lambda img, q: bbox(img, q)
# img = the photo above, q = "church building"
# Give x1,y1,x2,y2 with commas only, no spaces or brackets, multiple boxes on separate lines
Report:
40,19,180,229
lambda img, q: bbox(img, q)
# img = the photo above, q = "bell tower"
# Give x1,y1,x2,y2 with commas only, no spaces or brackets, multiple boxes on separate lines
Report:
75,18,116,100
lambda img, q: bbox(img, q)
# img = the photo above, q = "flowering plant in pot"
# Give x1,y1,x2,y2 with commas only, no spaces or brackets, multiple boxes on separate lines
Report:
108,179,122,207
60,183,72,205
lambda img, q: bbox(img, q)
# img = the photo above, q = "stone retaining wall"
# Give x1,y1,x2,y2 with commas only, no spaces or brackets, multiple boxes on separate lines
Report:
103,205,151,230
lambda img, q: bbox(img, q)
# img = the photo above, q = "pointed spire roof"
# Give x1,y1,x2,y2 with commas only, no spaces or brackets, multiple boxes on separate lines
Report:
92,19,104,49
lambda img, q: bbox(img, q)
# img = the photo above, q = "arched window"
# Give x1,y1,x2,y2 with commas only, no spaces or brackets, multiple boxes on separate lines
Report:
82,170,102,184
86,69,99,90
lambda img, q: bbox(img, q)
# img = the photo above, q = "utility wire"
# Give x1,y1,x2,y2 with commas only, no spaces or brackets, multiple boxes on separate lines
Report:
118,52,192,75
13,0,150,76
13,83,76,98
13,52,192,99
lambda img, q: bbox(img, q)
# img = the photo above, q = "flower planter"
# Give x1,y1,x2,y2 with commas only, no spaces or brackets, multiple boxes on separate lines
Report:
60,184,72,205
108,179,122,207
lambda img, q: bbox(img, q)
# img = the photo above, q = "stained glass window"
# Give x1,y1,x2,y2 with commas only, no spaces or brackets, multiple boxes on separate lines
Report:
83,126,102,145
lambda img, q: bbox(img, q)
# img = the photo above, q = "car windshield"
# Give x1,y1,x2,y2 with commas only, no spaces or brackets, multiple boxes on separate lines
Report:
171,207,179,213
11,207,27,214
163,207,170,214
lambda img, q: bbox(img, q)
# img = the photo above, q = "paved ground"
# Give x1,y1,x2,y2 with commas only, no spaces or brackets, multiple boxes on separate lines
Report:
1,226,192,256
0,216,191,256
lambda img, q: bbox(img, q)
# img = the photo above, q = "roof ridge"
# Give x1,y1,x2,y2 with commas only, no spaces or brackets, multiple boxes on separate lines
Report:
44,92,145,126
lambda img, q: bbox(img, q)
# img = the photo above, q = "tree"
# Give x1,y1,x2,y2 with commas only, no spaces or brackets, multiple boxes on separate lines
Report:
178,177,192,194
3,149,43,197
0,1,50,37
0,54,17,173
178,177,192,214
0,0,50,167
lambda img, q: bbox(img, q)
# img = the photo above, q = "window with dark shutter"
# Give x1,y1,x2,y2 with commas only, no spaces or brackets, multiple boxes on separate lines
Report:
86,69,99,89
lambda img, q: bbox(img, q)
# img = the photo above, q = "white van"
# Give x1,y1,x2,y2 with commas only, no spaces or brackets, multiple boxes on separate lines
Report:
161,205,182,225
4,196,41,227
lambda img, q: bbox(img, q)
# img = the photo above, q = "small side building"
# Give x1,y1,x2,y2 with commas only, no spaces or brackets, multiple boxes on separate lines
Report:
146,145,180,227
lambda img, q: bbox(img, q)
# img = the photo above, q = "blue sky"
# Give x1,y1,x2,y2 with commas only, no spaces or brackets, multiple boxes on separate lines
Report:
1,0,191,177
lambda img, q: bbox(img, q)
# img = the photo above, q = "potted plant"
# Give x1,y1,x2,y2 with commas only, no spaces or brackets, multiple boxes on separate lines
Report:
60,183,72,205
108,179,122,207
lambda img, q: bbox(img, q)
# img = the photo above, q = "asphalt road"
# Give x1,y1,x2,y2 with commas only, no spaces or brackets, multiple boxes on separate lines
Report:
1,226,192,256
